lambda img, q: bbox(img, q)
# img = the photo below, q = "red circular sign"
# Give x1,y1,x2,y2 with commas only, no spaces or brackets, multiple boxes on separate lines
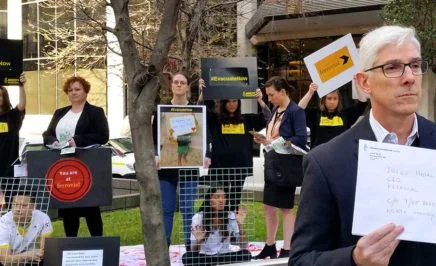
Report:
46,158,92,202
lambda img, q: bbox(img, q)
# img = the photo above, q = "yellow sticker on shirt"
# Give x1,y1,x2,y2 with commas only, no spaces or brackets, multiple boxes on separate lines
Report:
319,116,344,126
221,123,245,134
0,122,9,133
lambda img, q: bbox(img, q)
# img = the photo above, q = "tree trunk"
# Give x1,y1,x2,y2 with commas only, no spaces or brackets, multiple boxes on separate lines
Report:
181,0,206,73
110,0,181,265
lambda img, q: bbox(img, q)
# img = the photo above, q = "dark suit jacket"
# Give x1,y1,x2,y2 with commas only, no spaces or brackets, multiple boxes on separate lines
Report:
43,102,109,147
267,101,307,149
289,115,436,266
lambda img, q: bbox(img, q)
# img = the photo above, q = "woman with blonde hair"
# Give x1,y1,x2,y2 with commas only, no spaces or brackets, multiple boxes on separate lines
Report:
298,83,368,148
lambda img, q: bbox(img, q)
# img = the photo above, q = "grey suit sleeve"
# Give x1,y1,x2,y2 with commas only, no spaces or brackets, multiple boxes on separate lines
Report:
289,154,356,266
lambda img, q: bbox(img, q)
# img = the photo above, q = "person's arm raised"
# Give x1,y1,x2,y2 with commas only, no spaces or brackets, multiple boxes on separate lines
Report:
298,83,318,109
197,78,205,105
17,73,27,112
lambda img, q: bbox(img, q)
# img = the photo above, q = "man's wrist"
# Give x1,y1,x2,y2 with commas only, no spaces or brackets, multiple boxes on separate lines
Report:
351,246,359,266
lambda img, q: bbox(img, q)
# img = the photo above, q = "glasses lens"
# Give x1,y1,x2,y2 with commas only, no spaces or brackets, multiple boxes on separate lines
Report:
419,60,429,74
383,63,404,78
383,60,429,78
173,81,186,85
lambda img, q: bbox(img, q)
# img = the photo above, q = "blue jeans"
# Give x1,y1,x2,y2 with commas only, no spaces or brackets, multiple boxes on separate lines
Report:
159,178,197,246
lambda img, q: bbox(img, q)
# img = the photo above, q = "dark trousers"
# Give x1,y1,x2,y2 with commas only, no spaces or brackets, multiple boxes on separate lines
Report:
222,176,246,212
60,207,103,237
182,250,252,266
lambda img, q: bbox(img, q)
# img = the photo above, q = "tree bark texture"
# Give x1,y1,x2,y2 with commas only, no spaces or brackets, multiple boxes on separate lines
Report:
181,0,206,72
109,0,181,265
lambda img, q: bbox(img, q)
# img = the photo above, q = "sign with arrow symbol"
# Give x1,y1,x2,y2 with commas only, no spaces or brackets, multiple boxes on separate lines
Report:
315,46,354,83
304,34,360,97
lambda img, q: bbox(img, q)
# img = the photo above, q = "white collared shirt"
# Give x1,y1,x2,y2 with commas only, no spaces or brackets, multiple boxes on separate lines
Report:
369,109,419,146
0,210,53,254
190,211,240,255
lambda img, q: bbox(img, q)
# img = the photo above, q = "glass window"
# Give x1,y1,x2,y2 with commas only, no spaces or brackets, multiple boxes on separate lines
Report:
23,3,38,59
39,59,57,114
56,5,74,50
57,69,73,108
0,0,6,10
24,68,39,114
39,4,56,57
23,60,38,71
0,12,6,39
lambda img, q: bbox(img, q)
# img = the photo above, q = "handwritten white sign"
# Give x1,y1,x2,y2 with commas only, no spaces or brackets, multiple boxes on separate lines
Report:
304,34,360,98
62,249,103,266
353,140,436,244
170,116,196,137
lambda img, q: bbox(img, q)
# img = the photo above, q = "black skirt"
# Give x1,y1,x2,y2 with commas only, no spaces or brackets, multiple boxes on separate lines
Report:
263,179,296,209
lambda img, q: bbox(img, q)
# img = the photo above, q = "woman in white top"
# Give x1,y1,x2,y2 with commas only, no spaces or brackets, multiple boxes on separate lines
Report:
42,76,109,237
182,184,252,265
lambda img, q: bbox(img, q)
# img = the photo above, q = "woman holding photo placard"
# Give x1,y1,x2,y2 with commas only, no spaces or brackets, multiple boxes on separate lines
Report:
153,73,211,250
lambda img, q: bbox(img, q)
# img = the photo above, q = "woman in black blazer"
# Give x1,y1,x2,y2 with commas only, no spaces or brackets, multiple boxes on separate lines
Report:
43,76,109,237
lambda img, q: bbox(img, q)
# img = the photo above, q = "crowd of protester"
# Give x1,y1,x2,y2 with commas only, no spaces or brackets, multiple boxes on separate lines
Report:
0,24,434,266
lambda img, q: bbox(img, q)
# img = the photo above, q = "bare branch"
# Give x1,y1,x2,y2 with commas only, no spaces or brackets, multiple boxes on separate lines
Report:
204,0,241,13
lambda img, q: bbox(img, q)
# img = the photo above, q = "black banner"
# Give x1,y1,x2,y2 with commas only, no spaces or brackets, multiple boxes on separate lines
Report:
27,148,112,208
201,57,258,100
0,39,23,86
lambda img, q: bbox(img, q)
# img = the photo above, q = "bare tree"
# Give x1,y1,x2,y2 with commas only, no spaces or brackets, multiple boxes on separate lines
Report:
177,0,240,73
106,1,181,265
34,1,243,264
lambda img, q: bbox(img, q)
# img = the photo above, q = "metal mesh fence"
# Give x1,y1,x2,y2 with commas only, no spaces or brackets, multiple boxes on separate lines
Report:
0,177,52,265
178,167,254,265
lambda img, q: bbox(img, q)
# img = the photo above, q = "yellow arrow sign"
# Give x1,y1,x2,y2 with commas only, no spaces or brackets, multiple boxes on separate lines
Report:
315,46,354,83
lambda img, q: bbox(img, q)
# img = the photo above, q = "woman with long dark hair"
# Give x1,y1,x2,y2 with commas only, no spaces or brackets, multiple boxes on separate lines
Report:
182,184,251,265
206,92,270,211
253,76,307,259
0,73,26,206
0,74,26,178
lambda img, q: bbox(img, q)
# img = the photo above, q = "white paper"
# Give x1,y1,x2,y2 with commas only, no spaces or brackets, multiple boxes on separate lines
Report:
60,147,76,155
62,249,103,266
170,115,196,137
353,140,436,244
47,142,70,150
304,34,360,98
13,164,27,177
264,137,307,155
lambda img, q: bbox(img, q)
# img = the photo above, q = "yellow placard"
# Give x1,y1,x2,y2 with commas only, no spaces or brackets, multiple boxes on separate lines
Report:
319,116,344,126
242,91,256,97
315,46,354,83
221,123,245,134
0,122,9,133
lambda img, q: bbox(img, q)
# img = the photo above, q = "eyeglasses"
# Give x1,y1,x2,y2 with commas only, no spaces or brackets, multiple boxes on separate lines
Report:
172,80,187,85
364,59,429,78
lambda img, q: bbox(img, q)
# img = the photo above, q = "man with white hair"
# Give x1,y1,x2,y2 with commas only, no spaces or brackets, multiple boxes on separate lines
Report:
289,25,435,265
